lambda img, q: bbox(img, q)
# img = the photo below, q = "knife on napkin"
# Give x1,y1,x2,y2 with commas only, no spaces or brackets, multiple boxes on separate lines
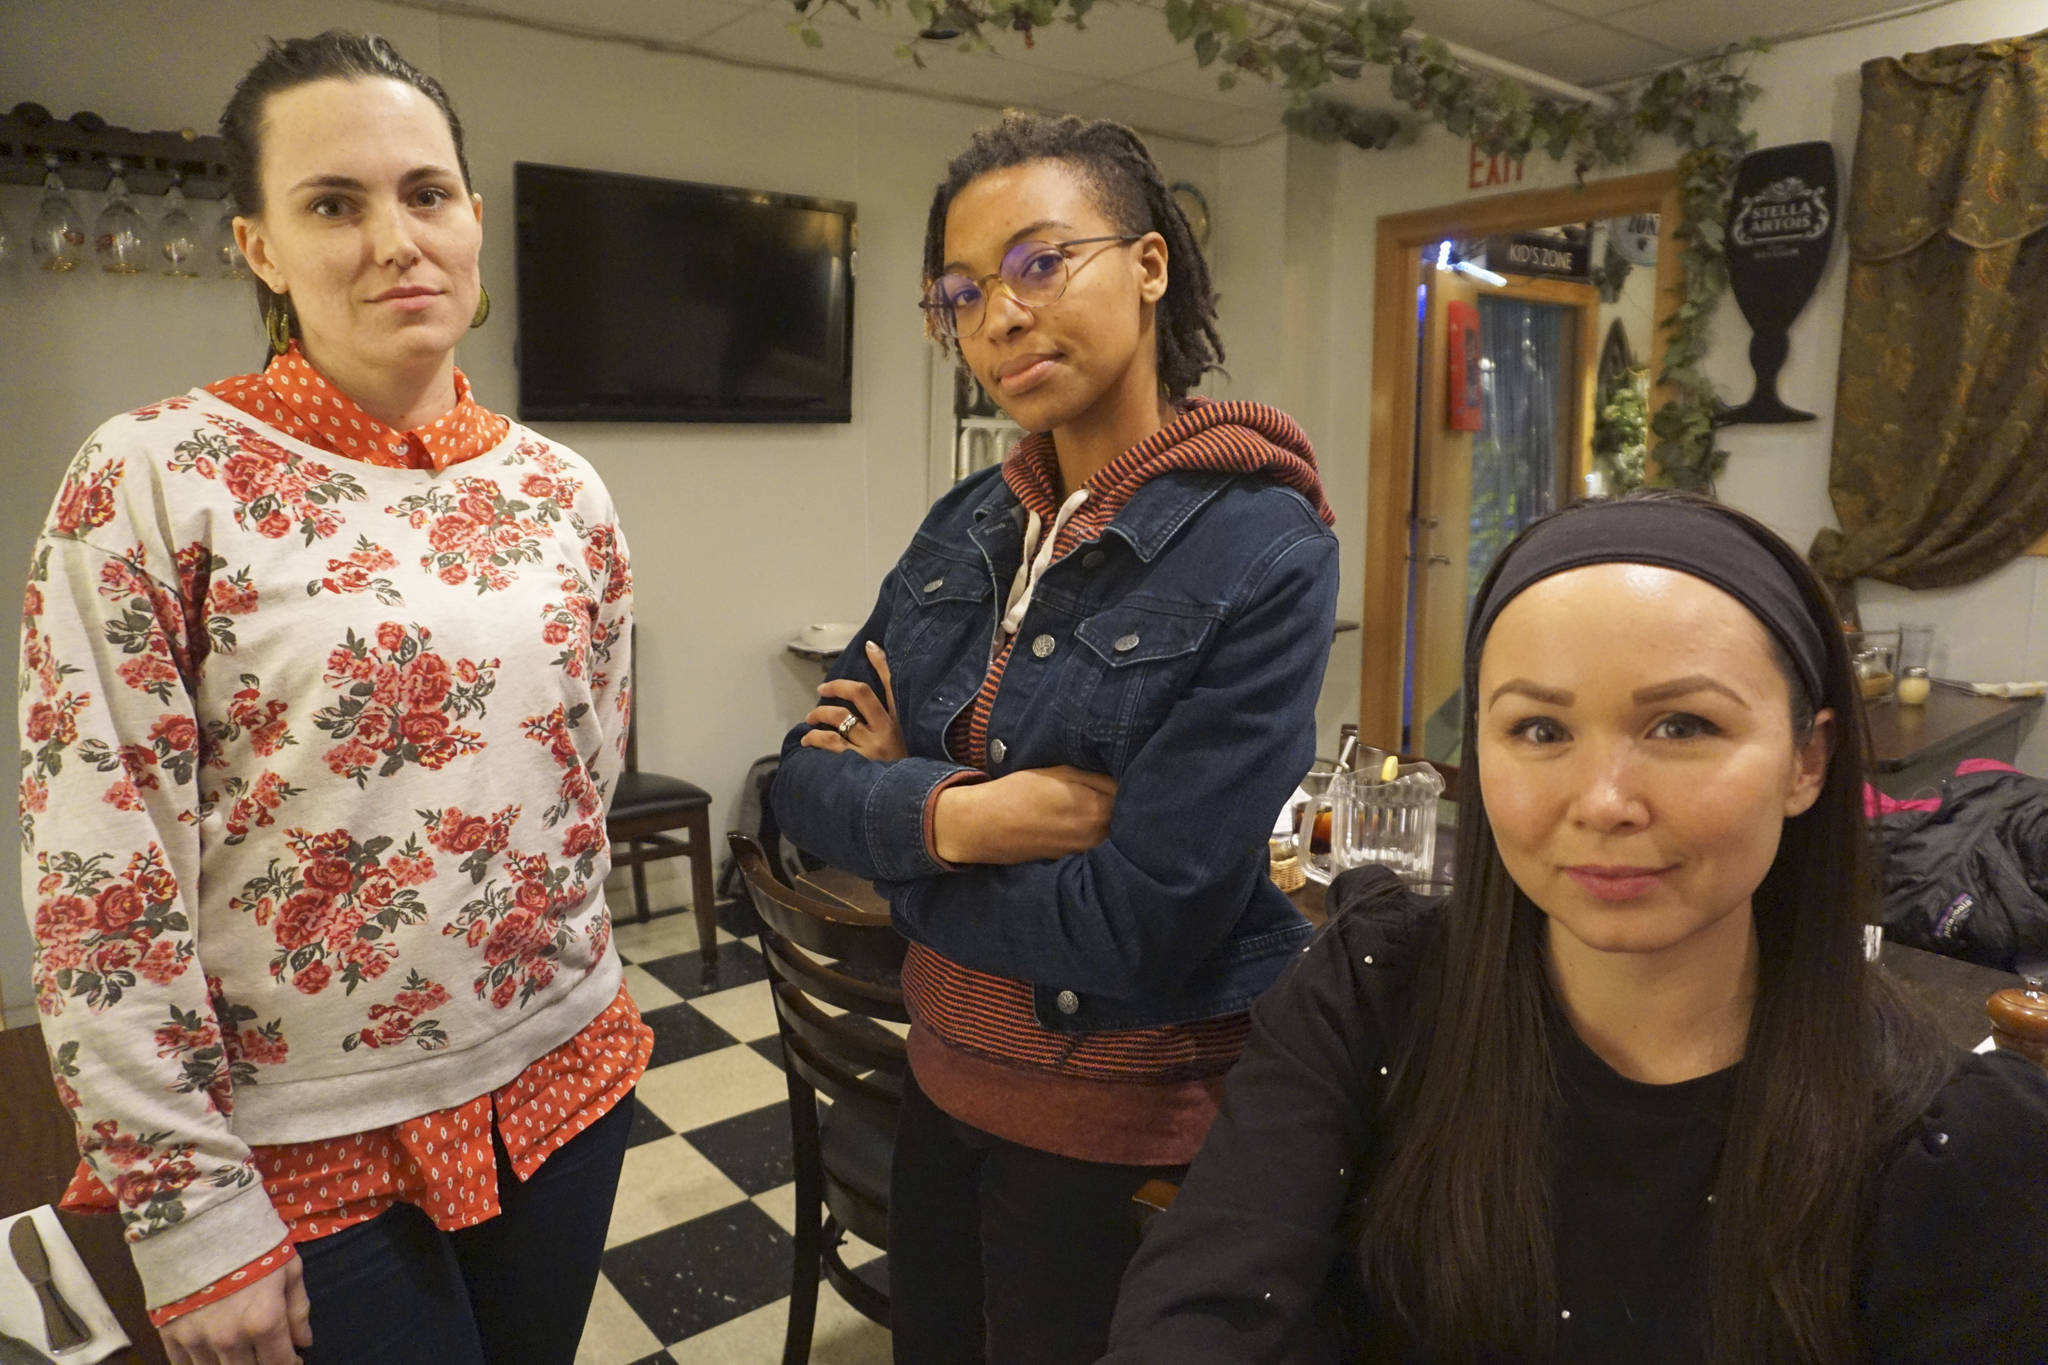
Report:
6,1221,87,1354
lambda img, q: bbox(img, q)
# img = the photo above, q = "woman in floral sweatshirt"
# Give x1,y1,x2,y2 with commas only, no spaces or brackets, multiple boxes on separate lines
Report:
19,31,647,1365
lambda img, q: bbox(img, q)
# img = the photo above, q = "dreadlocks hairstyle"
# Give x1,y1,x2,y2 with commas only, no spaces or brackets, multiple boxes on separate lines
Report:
1356,490,1954,1364
921,111,1224,399
220,31,471,346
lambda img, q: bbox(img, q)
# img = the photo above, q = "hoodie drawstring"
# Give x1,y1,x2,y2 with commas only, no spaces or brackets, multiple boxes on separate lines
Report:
997,487,1089,654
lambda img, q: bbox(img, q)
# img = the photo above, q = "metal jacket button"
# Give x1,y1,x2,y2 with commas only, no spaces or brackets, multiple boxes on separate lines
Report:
1114,633,1141,652
1056,989,1080,1015
923,578,945,593
988,737,1008,764
1031,634,1056,659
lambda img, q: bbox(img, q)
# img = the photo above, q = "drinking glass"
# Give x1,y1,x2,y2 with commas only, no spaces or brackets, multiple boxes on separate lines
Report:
94,163,151,274
1330,762,1447,884
1847,629,1899,702
31,166,86,272
1293,747,1392,881
1299,761,1445,885
157,182,202,277
1896,625,1934,705
212,195,249,278
1291,766,1341,882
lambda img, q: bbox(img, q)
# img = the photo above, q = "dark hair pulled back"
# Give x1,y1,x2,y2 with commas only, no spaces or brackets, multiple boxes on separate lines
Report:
219,30,470,342
921,111,1223,399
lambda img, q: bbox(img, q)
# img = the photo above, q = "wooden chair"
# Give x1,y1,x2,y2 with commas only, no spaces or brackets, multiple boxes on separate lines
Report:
726,834,907,1364
607,651,717,958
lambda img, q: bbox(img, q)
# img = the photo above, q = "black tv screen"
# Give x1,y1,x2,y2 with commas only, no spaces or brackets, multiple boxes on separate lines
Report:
513,163,855,423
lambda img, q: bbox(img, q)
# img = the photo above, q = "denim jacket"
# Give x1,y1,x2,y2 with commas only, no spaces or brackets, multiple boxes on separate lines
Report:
773,460,1338,1033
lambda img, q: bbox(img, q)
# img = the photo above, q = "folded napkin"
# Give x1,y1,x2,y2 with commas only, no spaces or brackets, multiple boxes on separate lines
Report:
0,1207,129,1363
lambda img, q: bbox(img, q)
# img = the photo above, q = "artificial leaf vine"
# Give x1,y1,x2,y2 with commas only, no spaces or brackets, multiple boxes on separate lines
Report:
793,0,1763,490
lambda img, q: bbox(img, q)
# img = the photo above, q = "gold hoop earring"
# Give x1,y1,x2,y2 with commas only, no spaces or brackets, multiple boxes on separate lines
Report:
264,295,295,355
471,287,490,329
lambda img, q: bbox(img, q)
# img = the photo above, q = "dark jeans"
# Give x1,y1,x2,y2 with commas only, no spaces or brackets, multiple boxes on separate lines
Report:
297,1091,635,1365
889,1069,1188,1365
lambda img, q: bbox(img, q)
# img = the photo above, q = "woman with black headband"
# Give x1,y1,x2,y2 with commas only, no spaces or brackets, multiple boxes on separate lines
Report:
1103,492,2048,1364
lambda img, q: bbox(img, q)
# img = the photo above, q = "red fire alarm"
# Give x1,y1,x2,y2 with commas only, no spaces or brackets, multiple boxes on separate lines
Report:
1446,300,1483,431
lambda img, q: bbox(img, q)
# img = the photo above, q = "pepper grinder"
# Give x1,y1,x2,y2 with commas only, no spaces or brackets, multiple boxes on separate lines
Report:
1987,973,2048,1070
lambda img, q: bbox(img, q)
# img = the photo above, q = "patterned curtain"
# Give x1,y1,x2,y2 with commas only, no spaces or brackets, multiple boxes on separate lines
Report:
1468,295,1564,614
1810,31,2048,594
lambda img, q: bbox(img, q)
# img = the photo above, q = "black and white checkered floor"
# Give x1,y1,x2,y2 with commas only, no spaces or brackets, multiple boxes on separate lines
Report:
576,900,893,1365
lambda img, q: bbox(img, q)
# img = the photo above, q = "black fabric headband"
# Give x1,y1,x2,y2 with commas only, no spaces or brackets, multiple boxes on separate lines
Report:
1465,500,1829,710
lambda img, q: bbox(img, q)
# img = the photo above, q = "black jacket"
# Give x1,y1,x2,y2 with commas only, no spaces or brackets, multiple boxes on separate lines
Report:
1103,869,2048,1364
1879,766,2048,974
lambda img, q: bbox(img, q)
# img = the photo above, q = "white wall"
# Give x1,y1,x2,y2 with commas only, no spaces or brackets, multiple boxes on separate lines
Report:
1209,0,2048,782
0,0,1216,1025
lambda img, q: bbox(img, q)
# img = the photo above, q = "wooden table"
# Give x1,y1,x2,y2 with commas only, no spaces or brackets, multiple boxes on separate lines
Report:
1866,688,2040,797
0,1024,160,1364
796,862,2016,1053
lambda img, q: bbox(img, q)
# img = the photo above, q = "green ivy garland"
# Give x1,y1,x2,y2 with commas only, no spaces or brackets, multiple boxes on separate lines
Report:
793,0,1763,490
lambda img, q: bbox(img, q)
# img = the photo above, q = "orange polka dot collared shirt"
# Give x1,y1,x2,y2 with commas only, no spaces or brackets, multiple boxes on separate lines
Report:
56,346,653,1327
204,340,511,471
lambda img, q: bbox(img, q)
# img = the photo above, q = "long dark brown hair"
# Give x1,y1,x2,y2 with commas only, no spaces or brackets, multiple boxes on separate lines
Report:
1358,492,1953,1363
920,111,1223,399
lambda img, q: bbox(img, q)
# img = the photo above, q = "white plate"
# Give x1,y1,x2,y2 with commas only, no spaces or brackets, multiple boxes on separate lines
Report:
787,622,859,656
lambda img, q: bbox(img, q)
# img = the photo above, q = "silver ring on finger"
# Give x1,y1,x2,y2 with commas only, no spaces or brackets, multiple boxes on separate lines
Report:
835,712,860,738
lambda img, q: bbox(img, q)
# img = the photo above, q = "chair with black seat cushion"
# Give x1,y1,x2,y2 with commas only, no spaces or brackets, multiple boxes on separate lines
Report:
727,833,906,1365
607,666,716,959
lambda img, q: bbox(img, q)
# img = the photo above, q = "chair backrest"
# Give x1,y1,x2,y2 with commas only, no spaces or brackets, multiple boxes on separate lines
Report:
726,833,907,991
624,625,641,774
726,834,908,1129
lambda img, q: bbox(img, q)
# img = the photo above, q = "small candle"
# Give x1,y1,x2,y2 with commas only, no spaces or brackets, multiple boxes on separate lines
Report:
1896,674,1931,705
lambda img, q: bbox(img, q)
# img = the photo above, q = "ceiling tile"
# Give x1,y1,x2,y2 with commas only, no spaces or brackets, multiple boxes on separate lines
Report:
1505,21,1685,84
1604,0,1914,52
1187,104,1292,144
1537,0,1662,15
692,7,920,80
879,50,1099,108
463,0,758,45
1124,56,1297,110
1403,0,1582,47
973,2,1191,78
1051,79,1246,140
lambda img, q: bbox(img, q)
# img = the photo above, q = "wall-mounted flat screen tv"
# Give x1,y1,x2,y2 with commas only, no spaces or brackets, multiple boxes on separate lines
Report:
514,163,855,423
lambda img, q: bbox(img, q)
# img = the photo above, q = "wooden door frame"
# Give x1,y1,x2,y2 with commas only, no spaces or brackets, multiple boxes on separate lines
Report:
1360,169,1684,753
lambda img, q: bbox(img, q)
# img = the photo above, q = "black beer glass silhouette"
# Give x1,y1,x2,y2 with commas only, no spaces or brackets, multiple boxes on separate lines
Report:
1720,141,1838,425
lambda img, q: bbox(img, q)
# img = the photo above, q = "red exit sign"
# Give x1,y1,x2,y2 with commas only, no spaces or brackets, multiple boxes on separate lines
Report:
1469,143,1525,190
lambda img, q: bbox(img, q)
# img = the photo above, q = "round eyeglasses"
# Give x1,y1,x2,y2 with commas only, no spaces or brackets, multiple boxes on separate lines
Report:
921,235,1143,340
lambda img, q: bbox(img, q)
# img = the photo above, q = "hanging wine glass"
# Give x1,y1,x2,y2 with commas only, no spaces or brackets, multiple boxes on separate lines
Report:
31,163,86,272
95,160,152,274
157,180,202,278
212,193,249,279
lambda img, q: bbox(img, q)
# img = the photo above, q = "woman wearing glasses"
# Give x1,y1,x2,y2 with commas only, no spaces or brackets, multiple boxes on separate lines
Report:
773,112,1340,1362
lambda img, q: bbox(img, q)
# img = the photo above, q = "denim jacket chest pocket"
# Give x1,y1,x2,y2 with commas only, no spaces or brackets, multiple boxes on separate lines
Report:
1057,600,1220,771
885,547,993,751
